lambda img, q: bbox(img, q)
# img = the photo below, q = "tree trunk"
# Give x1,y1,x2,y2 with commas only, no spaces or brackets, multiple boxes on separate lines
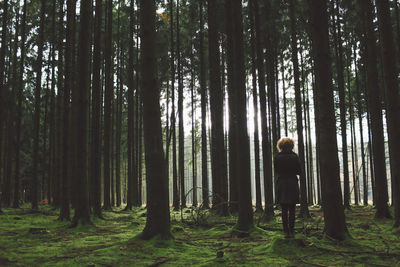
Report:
0,0,8,212
139,0,172,240
126,0,136,211
199,0,209,209
254,0,274,219
103,0,113,210
177,0,186,209
13,0,27,208
308,0,348,241
115,1,122,207
289,0,310,218
228,0,253,231
91,0,103,217
59,0,75,221
249,0,262,212
375,0,400,226
208,0,228,215
71,0,92,227
359,0,391,218
331,0,351,209
31,0,47,210
170,0,179,211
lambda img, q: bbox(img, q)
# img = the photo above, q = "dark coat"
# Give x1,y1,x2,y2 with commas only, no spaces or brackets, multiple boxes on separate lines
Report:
274,151,301,204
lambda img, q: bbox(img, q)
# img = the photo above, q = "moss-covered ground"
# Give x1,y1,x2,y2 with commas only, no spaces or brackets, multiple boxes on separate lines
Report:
0,204,399,266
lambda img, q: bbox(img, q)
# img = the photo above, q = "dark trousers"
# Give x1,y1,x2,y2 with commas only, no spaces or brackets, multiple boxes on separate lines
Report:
281,203,296,233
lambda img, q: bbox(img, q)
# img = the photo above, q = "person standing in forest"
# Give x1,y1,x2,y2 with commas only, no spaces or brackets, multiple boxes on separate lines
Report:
274,137,301,238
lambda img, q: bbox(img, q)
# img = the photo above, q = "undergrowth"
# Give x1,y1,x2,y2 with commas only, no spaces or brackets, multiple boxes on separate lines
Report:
0,204,399,266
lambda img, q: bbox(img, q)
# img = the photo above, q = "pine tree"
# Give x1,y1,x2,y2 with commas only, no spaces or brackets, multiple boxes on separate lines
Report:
140,0,172,240
308,0,348,240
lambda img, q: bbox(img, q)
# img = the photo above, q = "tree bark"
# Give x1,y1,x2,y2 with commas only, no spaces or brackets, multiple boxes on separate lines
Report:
254,0,274,219
208,0,228,215
103,0,113,210
289,0,310,218
140,0,172,240
71,0,92,227
375,0,400,226
249,0,262,212
308,0,348,240
91,0,103,217
359,0,391,218
31,0,47,210
199,0,209,209
228,0,253,231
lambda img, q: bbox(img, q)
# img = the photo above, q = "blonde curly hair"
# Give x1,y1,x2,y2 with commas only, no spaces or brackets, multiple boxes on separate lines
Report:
277,137,295,152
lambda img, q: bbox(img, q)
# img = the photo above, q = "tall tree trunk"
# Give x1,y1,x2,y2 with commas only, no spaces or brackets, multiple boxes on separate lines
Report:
0,0,8,212
289,0,310,218
59,0,75,221
359,0,391,218
249,0,262,212
126,0,136,211
139,0,172,240
177,0,186,208
331,0,351,208
13,0,27,208
170,0,179,211
54,0,65,209
308,0,348,240
115,0,122,207
71,0,92,227
228,0,253,231
91,0,103,217
254,0,274,219
190,41,197,207
208,0,228,215
375,0,400,226
103,0,113,210
48,0,57,205
225,0,239,213
31,0,47,210
199,0,209,209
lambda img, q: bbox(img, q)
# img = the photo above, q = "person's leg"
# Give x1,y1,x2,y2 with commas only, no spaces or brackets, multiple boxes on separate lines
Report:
281,204,289,237
288,204,296,237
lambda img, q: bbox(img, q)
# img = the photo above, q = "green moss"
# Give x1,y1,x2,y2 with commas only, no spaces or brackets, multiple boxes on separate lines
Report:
0,205,399,266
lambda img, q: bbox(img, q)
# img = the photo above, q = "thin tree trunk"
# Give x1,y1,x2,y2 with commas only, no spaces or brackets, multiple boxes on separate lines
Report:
126,0,136,211
177,0,186,208
289,0,310,218
31,0,47,210
170,0,179,211
91,0,103,217
0,0,8,212
331,0,351,208
249,0,262,212
103,0,113,210
254,0,274,219
13,0,27,208
199,0,209,209
115,0,122,207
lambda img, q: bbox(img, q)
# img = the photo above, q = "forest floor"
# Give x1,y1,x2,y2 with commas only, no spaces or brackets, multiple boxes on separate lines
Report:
0,204,399,266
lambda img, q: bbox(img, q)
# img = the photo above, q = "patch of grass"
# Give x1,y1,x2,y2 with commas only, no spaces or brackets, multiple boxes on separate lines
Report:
1,204,400,266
